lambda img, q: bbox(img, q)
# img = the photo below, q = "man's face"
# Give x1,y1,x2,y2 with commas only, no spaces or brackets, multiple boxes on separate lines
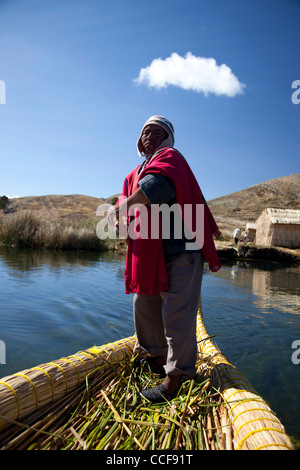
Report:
141,124,167,156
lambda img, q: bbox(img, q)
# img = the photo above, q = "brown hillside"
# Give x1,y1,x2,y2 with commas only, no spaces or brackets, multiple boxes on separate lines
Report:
2,194,111,221
2,174,299,240
208,173,300,239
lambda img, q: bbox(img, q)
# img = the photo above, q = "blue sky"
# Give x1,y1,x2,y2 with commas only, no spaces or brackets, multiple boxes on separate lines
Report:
0,0,299,202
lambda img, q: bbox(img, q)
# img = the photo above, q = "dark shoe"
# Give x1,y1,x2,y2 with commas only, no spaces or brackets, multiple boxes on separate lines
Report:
135,356,166,377
140,384,178,403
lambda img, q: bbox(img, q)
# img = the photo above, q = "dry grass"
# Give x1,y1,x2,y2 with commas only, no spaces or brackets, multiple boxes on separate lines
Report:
2,173,299,246
0,211,105,251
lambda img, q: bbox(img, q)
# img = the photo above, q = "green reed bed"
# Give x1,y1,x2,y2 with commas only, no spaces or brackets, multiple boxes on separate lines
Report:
0,355,233,450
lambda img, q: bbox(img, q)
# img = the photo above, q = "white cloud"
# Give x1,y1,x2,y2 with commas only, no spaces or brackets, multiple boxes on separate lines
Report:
134,52,245,97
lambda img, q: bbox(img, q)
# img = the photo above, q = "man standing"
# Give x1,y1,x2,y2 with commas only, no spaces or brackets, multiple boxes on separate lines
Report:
111,116,221,402
233,228,241,244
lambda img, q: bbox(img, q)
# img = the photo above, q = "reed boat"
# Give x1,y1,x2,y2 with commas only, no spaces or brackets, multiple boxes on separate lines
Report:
0,303,295,451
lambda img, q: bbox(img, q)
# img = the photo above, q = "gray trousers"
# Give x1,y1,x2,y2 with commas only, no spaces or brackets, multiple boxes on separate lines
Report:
133,251,204,377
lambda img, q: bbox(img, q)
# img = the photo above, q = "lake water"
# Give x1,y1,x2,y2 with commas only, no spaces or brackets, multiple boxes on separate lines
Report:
0,246,299,443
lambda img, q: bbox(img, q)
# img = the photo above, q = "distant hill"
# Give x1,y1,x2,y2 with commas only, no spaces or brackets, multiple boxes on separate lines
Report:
2,173,299,240
2,194,119,221
208,173,300,239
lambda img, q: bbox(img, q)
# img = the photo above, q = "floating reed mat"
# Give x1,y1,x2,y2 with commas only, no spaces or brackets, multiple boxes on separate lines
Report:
0,307,295,450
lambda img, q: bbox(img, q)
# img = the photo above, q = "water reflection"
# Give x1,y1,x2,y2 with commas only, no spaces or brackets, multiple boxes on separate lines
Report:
0,246,113,271
215,260,300,316
252,268,300,316
0,246,126,281
0,247,132,378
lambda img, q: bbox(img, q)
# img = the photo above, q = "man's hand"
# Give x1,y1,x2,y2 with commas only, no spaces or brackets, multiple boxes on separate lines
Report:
210,264,221,272
107,201,127,236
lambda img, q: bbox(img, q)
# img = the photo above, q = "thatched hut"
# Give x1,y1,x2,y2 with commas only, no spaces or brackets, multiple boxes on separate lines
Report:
255,208,300,248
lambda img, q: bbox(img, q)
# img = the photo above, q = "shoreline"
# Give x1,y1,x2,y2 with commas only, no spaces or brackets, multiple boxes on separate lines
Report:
0,212,299,265
109,239,300,266
1,238,299,266
214,241,300,265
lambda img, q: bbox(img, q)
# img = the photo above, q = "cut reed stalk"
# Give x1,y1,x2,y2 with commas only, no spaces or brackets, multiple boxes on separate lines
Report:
0,306,294,450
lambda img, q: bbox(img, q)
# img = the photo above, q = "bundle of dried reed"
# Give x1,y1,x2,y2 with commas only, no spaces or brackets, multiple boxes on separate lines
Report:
196,303,294,450
0,336,136,432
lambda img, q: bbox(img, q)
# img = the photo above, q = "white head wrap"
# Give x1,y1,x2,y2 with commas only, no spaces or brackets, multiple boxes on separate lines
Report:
137,115,175,157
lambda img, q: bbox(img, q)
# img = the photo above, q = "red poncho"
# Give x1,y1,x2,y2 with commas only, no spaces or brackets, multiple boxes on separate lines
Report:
120,148,221,295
